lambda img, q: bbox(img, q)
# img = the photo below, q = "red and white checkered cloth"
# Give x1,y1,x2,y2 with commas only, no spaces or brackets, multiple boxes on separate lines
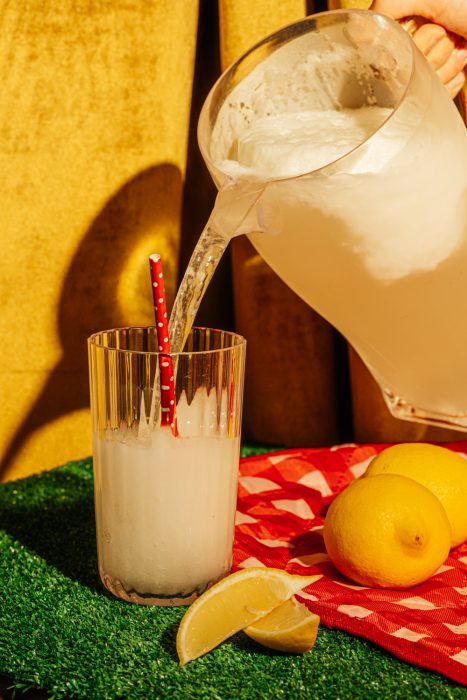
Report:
232,443,467,685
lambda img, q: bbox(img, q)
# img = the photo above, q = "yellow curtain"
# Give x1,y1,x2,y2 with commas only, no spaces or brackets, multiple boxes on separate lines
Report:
219,1,306,67
0,1,198,481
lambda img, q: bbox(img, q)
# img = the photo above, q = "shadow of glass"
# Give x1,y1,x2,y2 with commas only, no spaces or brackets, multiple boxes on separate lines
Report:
1,163,183,480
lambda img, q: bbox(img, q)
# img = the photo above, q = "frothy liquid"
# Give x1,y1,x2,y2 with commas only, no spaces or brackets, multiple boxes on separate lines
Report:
93,390,240,604
217,107,392,179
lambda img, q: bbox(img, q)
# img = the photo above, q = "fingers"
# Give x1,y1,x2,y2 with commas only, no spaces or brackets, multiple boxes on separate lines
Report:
435,48,467,83
445,71,466,99
410,22,446,54
410,23,467,98
424,34,457,70
369,1,467,99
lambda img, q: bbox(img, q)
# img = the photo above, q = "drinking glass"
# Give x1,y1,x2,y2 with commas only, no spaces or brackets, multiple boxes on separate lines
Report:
88,326,246,605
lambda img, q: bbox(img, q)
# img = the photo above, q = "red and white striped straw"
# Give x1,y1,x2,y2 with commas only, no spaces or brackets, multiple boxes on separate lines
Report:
149,254,177,434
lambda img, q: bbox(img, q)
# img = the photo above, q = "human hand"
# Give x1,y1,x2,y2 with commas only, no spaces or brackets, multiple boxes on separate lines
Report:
370,0,467,38
370,0,467,98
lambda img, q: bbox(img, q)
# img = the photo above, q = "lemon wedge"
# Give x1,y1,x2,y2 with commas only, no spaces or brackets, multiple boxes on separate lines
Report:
244,595,320,653
176,567,321,665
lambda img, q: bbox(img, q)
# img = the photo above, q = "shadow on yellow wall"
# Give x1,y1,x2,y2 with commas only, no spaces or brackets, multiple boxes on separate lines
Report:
1,164,182,481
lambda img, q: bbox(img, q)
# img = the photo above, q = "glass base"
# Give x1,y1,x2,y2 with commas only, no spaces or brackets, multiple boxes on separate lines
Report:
382,389,467,432
100,570,218,607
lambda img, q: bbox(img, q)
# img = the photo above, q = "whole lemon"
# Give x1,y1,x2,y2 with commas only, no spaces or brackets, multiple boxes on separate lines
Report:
366,443,467,548
323,474,451,588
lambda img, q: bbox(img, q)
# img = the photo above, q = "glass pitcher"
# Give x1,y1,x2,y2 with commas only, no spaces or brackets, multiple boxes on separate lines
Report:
192,9,467,432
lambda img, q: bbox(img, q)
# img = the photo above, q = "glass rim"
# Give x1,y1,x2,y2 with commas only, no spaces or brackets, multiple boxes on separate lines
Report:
198,8,415,183
87,326,246,357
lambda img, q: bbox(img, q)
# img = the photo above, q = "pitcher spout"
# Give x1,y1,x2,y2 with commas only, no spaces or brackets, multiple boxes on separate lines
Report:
209,179,271,239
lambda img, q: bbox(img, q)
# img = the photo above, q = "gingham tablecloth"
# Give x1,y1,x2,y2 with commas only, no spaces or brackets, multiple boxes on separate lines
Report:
233,443,467,685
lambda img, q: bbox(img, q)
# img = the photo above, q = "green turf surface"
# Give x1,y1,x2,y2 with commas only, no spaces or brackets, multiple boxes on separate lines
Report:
0,450,466,699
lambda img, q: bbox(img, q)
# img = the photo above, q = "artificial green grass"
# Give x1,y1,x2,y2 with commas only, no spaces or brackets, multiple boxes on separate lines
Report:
0,450,466,700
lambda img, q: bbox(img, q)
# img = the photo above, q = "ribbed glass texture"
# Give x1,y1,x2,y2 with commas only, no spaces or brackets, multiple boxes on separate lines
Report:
88,327,246,606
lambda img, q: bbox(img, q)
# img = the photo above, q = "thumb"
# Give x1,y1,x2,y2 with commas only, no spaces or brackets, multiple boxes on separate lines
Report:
370,0,433,19
370,0,467,39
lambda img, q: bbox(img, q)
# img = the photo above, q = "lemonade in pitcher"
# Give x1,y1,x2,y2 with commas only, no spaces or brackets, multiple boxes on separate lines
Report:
171,10,467,430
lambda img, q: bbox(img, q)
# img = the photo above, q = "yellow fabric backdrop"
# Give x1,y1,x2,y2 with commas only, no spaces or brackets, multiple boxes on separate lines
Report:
0,1,198,480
